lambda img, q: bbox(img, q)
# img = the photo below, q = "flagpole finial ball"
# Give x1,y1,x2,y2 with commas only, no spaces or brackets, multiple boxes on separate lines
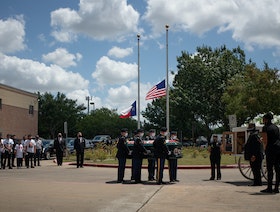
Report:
137,34,140,38
165,24,169,29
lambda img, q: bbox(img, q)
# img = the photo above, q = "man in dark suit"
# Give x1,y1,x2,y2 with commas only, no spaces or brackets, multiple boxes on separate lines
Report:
54,133,66,166
74,132,86,168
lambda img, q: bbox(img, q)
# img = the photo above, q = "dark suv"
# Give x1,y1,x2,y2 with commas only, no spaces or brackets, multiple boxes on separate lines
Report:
42,139,55,160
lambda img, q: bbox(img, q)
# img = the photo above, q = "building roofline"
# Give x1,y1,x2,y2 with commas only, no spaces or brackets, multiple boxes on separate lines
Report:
0,83,38,98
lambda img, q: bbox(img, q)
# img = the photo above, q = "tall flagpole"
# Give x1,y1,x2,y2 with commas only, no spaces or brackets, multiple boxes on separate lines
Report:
165,25,169,134
137,34,140,129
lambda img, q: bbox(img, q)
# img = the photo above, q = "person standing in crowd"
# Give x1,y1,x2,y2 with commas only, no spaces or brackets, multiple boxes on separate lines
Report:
74,132,86,168
10,135,17,167
116,128,130,183
208,135,223,180
54,133,66,166
21,135,27,167
0,135,4,169
14,139,24,168
245,123,263,186
153,127,170,185
132,129,147,183
261,113,280,193
146,129,156,181
34,135,43,166
168,131,179,182
24,134,36,168
3,134,14,169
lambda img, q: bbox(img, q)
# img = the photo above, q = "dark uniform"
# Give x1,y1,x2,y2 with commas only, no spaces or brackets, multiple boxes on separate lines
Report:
147,129,156,181
245,124,263,186
132,129,147,183
261,113,280,193
116,128,129,183
208,135,222,180
54,133,66,166
153,127,170,185
74,132,86,168
168,131,179,182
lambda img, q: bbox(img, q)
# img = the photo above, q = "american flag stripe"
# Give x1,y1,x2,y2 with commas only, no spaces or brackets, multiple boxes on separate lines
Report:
145,80,166,100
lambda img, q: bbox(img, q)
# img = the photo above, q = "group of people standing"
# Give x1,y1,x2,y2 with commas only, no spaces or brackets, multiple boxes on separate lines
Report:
116,127,179,185
0,134,43,169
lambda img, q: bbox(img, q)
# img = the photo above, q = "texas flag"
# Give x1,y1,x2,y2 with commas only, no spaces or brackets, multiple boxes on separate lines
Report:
119,101,136,118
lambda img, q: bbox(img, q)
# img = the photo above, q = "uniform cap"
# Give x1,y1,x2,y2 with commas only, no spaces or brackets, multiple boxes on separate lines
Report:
137,129,144,133
149,129,155,133
121,128,128,132
160,127,167,132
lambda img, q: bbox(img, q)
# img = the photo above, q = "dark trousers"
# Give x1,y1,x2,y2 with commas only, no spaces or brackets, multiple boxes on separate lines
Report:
210,157,221,179
34,149,41,166
117,157,126,182
168,159,178,181
132,157,143,183
76,151,84,168
17,158,23,167
266,153,280,190
3,151,12,169
156,157,165,184
26,153,34,168
148,158,155,180
250,158,262,185
56,151,64,166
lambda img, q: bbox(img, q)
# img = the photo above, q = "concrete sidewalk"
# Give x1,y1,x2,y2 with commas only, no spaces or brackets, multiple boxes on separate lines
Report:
1,160,278,212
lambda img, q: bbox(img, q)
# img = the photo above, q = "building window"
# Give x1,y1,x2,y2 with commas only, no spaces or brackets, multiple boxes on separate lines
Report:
0,98,2,110
29,105,34,115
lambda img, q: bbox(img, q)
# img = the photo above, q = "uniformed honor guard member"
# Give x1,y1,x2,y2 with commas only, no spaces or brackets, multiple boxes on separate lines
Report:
208,135,223,180
132,129,147,183
168,131,179,182
146,129,156,181
116,128,129,183
245,123,263,186
153,127,170,185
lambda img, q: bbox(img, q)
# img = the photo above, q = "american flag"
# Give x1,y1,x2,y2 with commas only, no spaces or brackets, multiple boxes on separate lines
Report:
145,79,166,100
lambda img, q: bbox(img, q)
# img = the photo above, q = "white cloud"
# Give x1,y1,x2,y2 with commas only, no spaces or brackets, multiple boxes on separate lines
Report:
92,56,137,86
143,0,280,49
42,48,82,68
50,0,140,42
0,53,89,93
0,16,26,53
108,46,133,58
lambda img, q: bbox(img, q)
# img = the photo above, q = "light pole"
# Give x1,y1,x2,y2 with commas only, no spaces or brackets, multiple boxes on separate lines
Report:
166,24,170,135
137,33,140,129
85,96,91,115
90,102,95,112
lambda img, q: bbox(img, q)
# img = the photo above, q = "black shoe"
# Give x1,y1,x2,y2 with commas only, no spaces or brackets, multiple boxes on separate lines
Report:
31,166,35,168
9,167,13,169
273,189,279,193
174,179,180,182
260,188,273,193
117,180,123,183
209,177,214,180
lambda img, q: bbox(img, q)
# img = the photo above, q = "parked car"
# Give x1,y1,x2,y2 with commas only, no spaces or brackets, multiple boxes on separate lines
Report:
66,138,75,154
42,139,55,160
92,135,112,147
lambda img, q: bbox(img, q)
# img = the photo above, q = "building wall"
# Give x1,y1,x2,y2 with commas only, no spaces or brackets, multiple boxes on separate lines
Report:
0,84,38,138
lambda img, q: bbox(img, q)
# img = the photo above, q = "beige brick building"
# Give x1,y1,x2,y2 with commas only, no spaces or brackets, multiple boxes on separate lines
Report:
0,83,38,138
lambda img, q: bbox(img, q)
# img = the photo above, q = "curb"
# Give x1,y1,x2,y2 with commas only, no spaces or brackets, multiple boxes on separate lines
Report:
68,163,239,169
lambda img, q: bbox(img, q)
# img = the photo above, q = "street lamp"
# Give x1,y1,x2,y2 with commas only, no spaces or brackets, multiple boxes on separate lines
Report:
137,33,140,129
90,102,95,112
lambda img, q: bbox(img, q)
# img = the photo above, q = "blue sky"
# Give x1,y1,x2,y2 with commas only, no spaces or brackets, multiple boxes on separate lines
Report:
1,0,280,120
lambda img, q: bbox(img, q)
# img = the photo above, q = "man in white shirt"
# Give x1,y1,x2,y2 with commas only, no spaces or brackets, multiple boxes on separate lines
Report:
24,134,36,168
3,134,14,169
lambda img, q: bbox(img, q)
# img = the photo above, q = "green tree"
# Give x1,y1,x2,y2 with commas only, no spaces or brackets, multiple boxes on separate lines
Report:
38,92,86,138
143,45,246,139
222,63,280,124
78,107,137,139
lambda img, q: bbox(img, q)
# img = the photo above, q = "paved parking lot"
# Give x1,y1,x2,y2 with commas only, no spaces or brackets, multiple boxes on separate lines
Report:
0,160,279,212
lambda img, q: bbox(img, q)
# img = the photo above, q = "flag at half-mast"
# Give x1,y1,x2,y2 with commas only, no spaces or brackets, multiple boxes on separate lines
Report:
119,101,136,118
145,79,166,100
